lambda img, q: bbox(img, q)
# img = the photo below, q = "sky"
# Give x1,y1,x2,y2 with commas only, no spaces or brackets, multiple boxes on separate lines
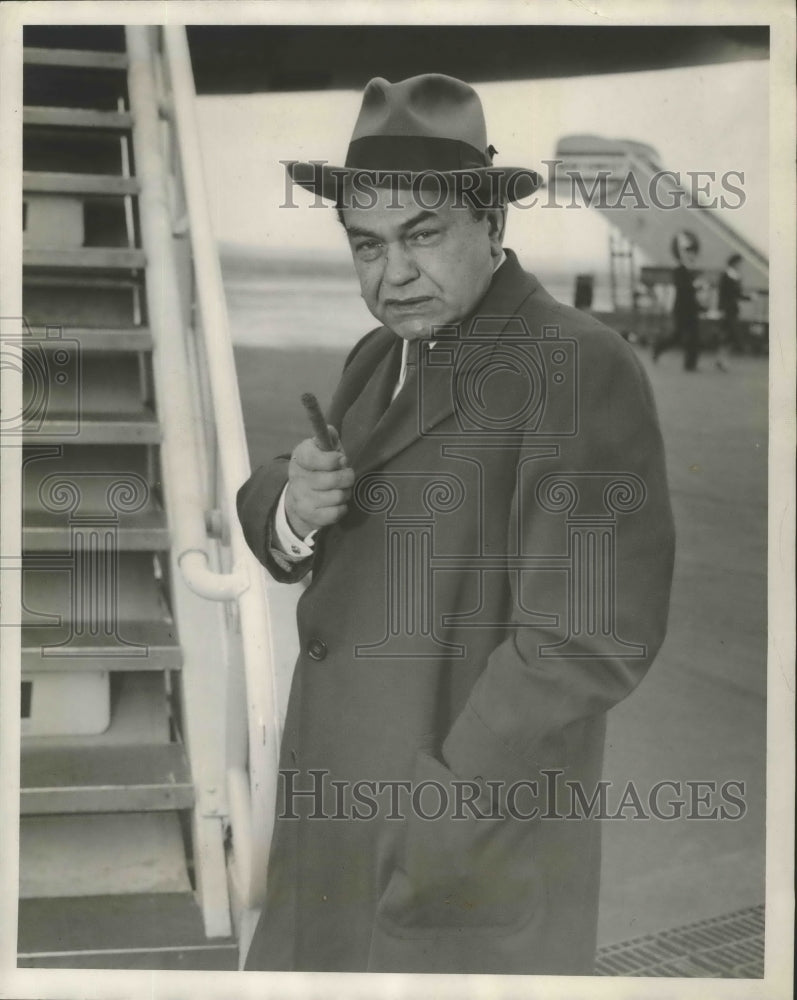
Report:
196,59,768,273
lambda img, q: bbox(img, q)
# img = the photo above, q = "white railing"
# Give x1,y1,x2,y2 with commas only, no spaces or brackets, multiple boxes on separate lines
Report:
161,23,280,911
126,25,279,916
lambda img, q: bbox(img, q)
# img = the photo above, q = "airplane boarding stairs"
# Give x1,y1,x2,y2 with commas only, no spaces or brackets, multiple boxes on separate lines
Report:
554,134,769,289
16,26,278,969
552,135,768,347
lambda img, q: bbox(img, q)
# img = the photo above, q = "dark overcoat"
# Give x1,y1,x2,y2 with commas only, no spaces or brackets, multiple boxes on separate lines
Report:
237,250,675,974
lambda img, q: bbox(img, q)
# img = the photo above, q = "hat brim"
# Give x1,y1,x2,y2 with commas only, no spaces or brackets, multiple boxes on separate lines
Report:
286,160,541,206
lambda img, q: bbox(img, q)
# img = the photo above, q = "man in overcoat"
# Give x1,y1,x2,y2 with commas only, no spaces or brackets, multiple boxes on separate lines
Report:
237,74,675,975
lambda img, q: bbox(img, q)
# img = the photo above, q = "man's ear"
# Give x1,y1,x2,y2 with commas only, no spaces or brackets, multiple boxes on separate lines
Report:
486,207,507,254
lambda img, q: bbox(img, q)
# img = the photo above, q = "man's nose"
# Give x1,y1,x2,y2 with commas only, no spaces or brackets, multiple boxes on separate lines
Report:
383,243,419,285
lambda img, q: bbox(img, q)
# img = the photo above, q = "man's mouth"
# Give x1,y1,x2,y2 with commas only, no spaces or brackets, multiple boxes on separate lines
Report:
385,296,433,311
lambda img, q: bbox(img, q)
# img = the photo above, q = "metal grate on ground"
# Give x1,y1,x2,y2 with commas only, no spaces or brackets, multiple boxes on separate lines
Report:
595,904,764,978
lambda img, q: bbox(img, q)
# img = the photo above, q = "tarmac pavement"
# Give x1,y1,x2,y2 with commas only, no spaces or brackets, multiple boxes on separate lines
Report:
597,346,768,945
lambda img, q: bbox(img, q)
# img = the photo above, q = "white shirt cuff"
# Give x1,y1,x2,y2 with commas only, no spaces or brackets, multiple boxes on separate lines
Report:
274,484,317,559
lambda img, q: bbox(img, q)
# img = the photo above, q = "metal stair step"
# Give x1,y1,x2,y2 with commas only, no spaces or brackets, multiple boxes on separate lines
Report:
23,271,141,291
21,743,194,815
23,442,161,519
23,285,141,329
24,171,139,196
21,350,154,448
24,106,133,131
22,623,181,674
23,350,149,416
22,551,172,629
31,412,161,445
23,504,169,551
24,129,127,176
22,438,159,484
21,812,191,899
23,26,125,50
24,46,128,71
22,433,167,547
23,673,172,747
25,325,152,351
24,247,145,270
18,893,237,970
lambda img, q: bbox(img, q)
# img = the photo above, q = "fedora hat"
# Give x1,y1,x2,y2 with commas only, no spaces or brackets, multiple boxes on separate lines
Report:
286,73,541,206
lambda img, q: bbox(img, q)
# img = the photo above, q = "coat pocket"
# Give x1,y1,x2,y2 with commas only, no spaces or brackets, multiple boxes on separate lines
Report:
372,749,546,940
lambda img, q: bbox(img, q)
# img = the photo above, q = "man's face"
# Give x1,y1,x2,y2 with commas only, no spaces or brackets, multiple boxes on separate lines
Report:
341,186,504,340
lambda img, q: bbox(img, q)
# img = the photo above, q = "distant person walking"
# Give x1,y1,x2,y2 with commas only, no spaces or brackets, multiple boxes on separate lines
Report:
673,246,702,371
653,232,704,371
715,253,748,371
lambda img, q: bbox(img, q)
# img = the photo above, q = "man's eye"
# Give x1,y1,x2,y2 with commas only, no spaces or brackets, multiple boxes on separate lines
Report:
355,240,382,260
411,230,440,245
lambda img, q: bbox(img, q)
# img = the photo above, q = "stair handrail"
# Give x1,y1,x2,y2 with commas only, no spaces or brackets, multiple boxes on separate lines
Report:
162,24,279,909
126,25,277,908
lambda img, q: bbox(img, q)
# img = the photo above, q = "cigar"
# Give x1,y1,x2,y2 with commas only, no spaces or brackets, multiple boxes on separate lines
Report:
300,392,336,452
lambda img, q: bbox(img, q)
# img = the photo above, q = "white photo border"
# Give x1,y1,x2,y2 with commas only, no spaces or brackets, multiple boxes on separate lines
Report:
1,2,793,999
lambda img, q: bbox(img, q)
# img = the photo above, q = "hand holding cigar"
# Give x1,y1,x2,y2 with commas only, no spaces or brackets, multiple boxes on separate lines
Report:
284,393,354,537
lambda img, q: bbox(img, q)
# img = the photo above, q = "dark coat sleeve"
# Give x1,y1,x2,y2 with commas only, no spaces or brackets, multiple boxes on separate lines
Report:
235,456,314,583
441,326,675,794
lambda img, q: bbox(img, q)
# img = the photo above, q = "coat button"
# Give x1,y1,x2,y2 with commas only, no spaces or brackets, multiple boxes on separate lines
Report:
307,638,327,661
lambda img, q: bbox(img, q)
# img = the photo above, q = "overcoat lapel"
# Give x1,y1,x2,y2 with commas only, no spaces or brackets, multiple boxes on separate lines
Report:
350,250,541,475
336,331,402,463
